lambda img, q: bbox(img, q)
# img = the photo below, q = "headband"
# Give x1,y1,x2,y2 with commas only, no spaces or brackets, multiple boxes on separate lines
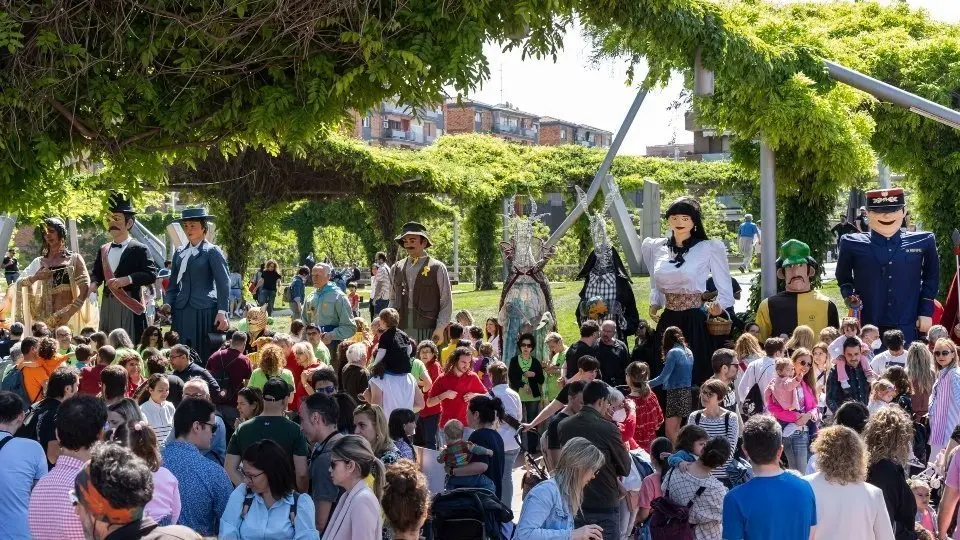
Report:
75,463,143,525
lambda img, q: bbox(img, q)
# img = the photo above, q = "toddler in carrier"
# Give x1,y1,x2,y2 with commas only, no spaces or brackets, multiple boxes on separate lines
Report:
438,419,496,492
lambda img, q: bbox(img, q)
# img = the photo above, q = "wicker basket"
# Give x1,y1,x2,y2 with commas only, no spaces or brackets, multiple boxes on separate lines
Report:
706,311,733,336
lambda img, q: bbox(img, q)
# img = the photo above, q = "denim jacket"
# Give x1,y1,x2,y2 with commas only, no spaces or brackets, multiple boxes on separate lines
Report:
649,345,693,390
516,479,575,540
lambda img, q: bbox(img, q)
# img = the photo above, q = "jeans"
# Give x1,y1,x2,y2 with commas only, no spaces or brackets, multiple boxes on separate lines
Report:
521,400,542,453
500,448,521,511
446,472,495,492
258,289,277,315
576,508,621,540
417,413,440,450
782,429,810,471
371,299,389,320
4,272,17,285
289,303,303,322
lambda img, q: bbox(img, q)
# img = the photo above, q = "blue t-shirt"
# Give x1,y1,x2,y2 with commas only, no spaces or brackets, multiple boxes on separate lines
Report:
0,432,47,539
468,427,505,499
722,471,816,540
738,222,759,238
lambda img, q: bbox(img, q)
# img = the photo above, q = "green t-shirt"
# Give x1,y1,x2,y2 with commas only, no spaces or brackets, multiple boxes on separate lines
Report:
226,415,309,458
411,358,427,381
248,368,295,390
313,342,331,364
542,348,567,402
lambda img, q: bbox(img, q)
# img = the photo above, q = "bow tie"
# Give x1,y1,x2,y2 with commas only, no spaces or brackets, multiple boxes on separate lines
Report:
110,243,123,249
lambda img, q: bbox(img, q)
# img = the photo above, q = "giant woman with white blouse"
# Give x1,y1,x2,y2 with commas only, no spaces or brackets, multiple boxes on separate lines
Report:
641,197,734,385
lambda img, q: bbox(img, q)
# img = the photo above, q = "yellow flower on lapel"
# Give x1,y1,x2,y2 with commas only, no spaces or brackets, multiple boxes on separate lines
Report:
421,265,431,277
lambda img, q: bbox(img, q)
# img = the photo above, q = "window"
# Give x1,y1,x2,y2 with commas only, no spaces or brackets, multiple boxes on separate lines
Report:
361,116,370,128
560,128,566,140
474,111,482,122
388,120,403,131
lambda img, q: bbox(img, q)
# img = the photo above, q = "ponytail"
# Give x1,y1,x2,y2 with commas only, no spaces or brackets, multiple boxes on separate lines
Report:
469,395,505,424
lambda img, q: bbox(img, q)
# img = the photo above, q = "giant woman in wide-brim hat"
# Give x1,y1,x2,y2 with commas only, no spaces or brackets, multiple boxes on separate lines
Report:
641,197,733,385
8,217,98,333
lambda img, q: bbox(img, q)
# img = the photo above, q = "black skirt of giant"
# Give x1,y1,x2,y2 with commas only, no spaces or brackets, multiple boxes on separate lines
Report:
653,307,714,387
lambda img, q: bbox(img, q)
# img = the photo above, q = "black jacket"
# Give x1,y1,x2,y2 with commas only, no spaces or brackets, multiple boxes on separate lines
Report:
575,248,640,338
558,407,631,510
826,362,869,412
867,458,917,540
508,355,545,399
597,339,630,387
90,239,158,301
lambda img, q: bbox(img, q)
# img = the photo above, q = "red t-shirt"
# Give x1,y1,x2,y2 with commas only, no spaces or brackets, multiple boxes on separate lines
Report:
428,370,487,426
285,351,306,412
78,364,107,396
125,376,141,398
420,359,444,418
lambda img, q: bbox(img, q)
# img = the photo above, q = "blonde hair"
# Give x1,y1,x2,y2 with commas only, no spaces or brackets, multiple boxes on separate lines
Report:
863,405,913,466
545,332,564,346
734,333,763,362
555,437,605,516
353,318,371,342
258,344,284,376
933,338,958,371
812,425,867,485
907,342,936,396
292,342,316,368
354,404,393,457
329,435,386,499
870,379,895,401
819,326,840,345
454,309,474,326
786,325,815,352
790,348,817,392
774,358,794,376
442,419,465,441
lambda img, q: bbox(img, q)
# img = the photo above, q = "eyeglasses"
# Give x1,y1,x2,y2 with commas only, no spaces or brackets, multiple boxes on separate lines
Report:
241,469,265,481
797,360,810,367
200,421,218,433
520,343,534,349
314,385,336,394
330,459,350,469
935,350,954,357
184,392,206,399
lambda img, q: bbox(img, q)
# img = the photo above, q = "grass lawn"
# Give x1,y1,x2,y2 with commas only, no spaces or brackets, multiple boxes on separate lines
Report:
264,277,848,343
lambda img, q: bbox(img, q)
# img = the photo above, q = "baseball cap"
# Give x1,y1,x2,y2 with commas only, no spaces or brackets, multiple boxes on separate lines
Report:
262,376,292,402
10,322,24,337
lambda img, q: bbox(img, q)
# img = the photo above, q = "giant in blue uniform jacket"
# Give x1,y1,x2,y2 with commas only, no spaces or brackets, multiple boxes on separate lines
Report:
167,240,230,362
835,229,938,342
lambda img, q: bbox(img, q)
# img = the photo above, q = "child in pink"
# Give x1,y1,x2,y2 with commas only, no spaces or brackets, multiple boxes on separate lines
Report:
765,358,801,411
637,437,673,525
827,318,876,388
910,478,937,537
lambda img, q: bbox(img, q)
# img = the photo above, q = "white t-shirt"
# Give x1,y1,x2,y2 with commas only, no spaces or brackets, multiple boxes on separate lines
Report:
870,350,907,375
140,399,176,448
369,374,417,419
803,472,894,540
490,383,522,453
737,356,777,411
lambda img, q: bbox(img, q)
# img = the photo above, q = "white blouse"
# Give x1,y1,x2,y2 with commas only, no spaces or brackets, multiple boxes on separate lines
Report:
641,237,734,309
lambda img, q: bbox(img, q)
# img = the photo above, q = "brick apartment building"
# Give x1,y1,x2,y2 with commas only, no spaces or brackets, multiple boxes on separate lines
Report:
444,98,613,148
348,101,445,149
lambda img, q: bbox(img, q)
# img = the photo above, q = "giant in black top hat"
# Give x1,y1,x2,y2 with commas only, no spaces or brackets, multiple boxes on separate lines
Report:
175,207,217,223
395,221,432,248
108,192,137,216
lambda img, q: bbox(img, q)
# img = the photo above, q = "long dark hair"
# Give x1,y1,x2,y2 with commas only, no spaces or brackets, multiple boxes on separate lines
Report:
242,440,296,501
661,326,686,360
388,408,417,455
139,325,163,349
39,218,71,257
485,318,502,340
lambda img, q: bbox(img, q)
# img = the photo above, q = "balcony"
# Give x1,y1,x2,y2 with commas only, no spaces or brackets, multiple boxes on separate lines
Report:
385,129,428,144
493,123,537,139
577,139,595,148
382,101,443,122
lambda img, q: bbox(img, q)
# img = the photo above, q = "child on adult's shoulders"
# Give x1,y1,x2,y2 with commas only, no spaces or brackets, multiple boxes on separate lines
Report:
372,308,413,375
827,318,877,388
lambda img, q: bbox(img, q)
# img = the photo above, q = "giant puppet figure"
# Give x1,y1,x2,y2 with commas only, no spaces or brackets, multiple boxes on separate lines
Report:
836,188,938,343
7,218,98,333
756,239,839,341
498,195,556,363
641,196,732,385
389,221,453,343
164,208,230,362
574,187,639,341
90,193,158,343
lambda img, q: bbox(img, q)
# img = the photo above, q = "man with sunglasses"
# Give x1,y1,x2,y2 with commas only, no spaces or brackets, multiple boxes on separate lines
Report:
711,348,740,412
162,397,233,536
299,392,343,534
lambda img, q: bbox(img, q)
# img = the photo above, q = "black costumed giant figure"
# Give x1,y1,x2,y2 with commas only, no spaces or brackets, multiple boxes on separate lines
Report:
574,187,639,341
497,195,556,364
90,193,158,343
163,208,230,363
641,197,733,385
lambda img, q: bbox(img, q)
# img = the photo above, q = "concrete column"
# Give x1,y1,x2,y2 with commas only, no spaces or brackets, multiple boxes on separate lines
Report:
878,161,891,189
639,179,661,275
452,211,460,282
68,219,79,253
0,215,17,255
760,140,777,298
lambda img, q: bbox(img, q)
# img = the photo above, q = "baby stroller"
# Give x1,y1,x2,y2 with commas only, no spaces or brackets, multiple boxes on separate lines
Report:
431,488,514,540
520,429,549,499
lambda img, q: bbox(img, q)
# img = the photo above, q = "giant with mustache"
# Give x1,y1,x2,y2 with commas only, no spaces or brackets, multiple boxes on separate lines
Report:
90,193,158,341
836,187,938,343
756,239,839,341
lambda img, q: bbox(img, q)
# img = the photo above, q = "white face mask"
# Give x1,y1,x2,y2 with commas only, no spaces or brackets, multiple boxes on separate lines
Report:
612,409,627,423
871,339,882,350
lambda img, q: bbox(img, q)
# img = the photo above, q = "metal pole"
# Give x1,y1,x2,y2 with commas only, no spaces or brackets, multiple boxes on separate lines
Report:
452,211,459,282
68,219,80,253
760,139,777,299
878,161,891,189
501,197,511,282
545,87,649,249
824,60,960,130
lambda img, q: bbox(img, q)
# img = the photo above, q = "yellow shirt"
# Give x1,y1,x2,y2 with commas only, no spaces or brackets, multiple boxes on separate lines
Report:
440,343,457,365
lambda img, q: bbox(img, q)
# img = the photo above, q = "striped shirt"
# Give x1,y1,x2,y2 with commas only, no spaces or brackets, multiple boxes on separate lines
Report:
687,409,740,480
28,455,85,540
140,399,176,449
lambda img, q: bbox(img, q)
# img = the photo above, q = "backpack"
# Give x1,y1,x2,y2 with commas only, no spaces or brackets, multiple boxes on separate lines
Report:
14,400,46,440
282,285,292,303
431,488,513,540
649,469,706,540
740,362,774,421
239,485,300,530
1,366,31,410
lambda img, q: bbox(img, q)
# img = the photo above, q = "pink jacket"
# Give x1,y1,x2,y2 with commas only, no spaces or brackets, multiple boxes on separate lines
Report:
767,380,818,424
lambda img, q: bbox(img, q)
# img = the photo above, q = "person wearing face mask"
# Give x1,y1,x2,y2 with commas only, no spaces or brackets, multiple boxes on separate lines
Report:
558,381,631,540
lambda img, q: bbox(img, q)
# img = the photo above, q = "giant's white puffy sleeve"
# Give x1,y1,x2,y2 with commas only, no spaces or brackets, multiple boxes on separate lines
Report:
708,239,734,308
641,237,666,308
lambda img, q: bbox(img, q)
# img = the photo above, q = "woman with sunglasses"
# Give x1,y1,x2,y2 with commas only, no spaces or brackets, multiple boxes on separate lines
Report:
687,378,740,484
766,347,820,471
138,325,163,353
929,338,960,467
508,332,545,454
322,435,385,540
220,439,319,539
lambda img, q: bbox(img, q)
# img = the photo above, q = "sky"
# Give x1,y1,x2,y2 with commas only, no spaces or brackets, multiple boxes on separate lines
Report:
460,0,960,156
